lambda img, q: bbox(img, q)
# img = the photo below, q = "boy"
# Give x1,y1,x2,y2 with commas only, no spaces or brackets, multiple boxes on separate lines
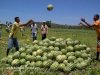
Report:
41,21,48,40
7,17,34,56
81,14,100,60
31,23,38,41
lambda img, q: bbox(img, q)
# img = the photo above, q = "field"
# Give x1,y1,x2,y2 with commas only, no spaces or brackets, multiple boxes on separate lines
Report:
0,27,100,75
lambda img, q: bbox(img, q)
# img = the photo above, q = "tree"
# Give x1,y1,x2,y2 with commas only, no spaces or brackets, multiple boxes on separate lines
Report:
46,21,51,27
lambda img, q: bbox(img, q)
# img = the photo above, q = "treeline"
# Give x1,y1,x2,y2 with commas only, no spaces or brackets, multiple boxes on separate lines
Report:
35,22,93,30
1,21,93,30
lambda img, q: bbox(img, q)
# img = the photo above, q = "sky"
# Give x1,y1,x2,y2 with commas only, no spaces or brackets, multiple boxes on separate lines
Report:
0,0,100,25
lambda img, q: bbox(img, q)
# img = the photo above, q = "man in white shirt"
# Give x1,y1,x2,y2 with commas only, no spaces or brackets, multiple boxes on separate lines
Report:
31,23,38,41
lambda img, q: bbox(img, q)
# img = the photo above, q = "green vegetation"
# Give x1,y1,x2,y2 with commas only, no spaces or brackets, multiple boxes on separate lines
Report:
0,27,100,75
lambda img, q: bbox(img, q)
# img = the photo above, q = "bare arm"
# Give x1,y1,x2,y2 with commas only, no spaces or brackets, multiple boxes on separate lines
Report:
81,18,93,28
41,25,43,31
19,20,34,27
46,25,48,34
79,22,90,28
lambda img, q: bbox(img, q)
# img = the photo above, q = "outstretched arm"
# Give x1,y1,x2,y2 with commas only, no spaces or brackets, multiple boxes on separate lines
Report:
79,22,90,28
81,18,93,28
19,19,34,27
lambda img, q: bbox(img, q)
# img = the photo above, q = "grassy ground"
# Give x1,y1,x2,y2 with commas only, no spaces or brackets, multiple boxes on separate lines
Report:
0,27,100,75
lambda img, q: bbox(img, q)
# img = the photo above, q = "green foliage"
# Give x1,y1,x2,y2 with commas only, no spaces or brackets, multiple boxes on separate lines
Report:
46,21,51,27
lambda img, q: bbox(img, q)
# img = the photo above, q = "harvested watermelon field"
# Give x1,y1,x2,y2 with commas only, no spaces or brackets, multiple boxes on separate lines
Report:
0,27,100,75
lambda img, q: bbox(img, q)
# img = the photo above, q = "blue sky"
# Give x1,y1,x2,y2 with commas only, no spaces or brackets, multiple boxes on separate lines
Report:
0,0,100,25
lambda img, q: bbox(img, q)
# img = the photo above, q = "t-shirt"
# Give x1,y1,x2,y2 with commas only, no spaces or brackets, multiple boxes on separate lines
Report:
93,20,100,37
9,22,20,38
31,24,38,33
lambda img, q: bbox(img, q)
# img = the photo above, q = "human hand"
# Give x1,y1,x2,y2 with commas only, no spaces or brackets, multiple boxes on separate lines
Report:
9,33,13,38
81,18,86,22
29,19,34,24
27,19,34,25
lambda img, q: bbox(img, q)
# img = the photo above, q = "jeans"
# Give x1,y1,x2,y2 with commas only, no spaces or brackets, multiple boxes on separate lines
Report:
32,33,37,41
8,37,19,49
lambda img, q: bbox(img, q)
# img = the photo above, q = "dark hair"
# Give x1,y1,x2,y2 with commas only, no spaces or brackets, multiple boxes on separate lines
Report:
94,14,99,19
15,17,19,21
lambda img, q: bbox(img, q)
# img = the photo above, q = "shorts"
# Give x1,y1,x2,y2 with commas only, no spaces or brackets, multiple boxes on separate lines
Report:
8,37,19,49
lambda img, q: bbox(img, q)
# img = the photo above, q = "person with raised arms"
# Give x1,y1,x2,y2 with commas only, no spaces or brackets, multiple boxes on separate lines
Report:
80,14,100,61
7,17,34,56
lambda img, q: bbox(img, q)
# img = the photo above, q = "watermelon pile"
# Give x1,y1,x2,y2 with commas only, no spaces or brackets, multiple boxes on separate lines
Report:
1,37,92,72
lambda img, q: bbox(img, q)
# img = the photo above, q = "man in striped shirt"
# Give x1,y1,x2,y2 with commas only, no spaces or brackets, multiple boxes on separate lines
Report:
41,21,48,40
